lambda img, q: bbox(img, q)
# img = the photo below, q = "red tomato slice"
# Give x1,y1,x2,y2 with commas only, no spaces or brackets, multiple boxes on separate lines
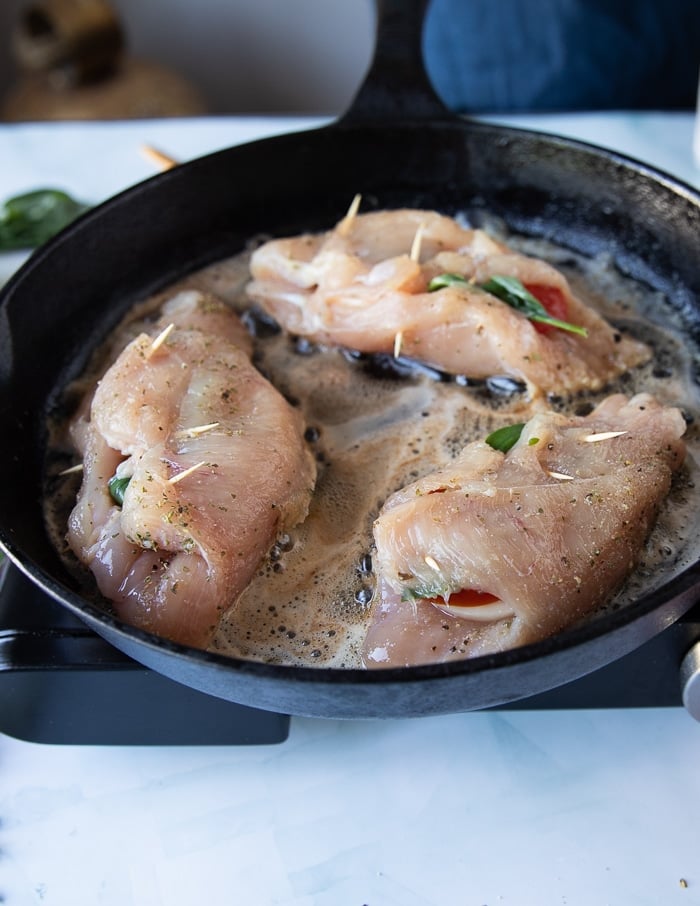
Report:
524,283,568,334
429,589,500,607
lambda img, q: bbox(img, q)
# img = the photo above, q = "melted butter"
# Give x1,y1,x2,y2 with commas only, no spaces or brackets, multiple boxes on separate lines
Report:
45,228,700,667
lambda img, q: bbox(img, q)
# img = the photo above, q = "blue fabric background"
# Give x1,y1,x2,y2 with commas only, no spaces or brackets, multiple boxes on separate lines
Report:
423,0,700,112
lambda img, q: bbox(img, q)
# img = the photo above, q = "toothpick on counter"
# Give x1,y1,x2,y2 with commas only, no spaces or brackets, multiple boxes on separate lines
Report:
141,145,179,171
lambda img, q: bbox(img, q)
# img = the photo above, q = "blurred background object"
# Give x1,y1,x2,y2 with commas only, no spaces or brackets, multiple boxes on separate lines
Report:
1,0,209,119
423,0,700,114
0,0,375,120
0,0,697,121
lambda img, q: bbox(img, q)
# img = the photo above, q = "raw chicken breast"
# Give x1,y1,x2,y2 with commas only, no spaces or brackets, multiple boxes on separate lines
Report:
247,208,649,396
67,290,317,648
364,393,686,668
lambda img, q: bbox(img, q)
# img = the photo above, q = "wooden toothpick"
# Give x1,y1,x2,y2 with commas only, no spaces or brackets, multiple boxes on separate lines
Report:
148,322,175,356
168,460,207,485
337,193,362,236
141,144,179,171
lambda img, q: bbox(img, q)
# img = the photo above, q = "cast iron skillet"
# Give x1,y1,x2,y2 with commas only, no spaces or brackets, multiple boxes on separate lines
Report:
1,0,700,719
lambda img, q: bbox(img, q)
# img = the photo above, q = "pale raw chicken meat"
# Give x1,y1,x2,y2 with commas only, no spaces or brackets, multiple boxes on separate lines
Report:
363,393,686,668
67,290,316,648
247,207,649,396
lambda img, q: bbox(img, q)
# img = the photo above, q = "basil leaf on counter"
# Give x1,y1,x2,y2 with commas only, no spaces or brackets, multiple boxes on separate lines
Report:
0,189,90,251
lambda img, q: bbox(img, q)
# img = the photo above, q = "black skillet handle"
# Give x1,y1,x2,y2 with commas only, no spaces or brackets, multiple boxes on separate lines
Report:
338,0,454,125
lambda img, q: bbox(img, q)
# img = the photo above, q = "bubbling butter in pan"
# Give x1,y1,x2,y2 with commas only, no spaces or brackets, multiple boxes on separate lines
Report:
45,226,700,668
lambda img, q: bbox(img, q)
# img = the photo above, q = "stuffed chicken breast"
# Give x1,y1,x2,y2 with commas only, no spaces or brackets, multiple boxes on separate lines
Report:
364,393,686,667
247,207,649,396
67,291,317,648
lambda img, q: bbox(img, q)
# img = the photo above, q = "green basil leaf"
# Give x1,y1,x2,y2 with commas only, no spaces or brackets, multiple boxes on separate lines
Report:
108,475,131,507
480,275,588,337
429,271,588,337
0,189,90,251
427,272,469,292
485,423,525,453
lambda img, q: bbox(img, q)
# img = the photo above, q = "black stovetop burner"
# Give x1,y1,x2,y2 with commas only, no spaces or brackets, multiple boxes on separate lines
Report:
1,561,699,745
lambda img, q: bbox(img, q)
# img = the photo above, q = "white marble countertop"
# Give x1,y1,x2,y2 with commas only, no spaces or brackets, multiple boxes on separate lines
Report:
1,112,700,906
